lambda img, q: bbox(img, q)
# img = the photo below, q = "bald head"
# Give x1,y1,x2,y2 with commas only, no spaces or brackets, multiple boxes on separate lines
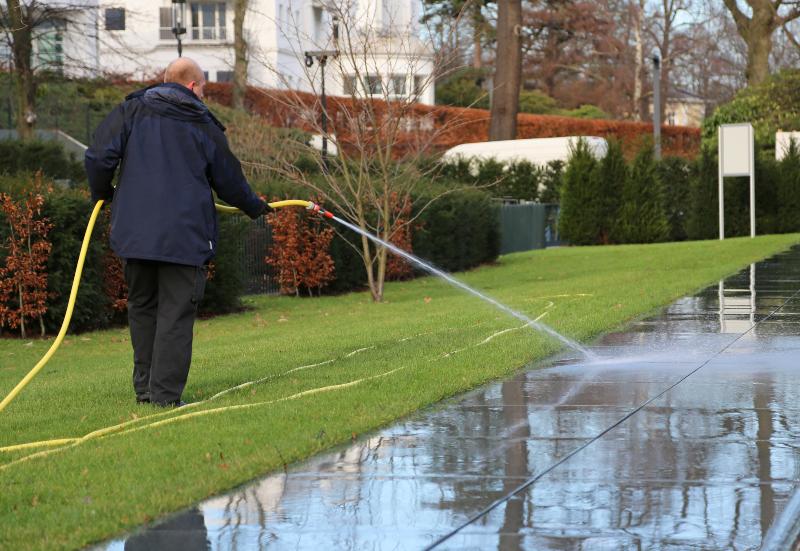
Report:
164,57,206,99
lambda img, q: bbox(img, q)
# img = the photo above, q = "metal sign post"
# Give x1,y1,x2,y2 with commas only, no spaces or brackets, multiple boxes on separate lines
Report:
718,123,755,239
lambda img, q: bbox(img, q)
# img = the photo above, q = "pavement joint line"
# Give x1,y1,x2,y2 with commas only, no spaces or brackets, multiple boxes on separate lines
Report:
425,278,800,550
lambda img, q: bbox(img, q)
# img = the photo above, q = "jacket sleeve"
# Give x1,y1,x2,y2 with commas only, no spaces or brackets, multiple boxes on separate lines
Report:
84,102,131,203
207,129,267,219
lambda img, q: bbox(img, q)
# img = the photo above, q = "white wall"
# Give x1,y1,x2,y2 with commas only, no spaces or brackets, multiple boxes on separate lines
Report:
52,0,434,104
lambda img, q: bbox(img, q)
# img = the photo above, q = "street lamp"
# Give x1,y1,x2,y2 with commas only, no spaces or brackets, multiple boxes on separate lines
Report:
304,15,340,171
652,54,661,160
172,0,187,57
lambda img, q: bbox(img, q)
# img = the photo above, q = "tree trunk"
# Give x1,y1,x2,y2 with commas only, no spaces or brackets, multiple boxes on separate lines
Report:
489,0,522,141
6,0,36,139
232,0,249,110
745,24,773,86
721,0,799,87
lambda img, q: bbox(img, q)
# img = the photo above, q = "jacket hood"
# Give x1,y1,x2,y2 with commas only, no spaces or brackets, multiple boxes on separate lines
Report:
127,83,226,131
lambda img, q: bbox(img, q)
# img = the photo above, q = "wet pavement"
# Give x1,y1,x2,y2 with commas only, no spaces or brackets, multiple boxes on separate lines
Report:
99,247,800,550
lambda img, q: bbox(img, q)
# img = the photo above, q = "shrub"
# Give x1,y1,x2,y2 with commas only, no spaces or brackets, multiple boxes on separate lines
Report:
777,139,800,233
657,156,692,242
686,148,719,240
518,90,559,114
0,140,84,181
200,214,251,315
597,140,626,243
435,67,490,109
0,188,53,337
615,148,669,244
558,140,603,245
494,160,540,201
41,187,112,333
265,207,335,296
755,152,779,235
702,69,800,150
413,188,500,272
538,160,564,204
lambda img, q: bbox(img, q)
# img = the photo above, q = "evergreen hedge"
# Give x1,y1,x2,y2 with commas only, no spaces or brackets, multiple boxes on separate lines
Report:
0,140,84,181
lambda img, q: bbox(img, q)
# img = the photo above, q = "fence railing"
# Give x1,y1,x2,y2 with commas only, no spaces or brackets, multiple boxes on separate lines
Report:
238,216,280,295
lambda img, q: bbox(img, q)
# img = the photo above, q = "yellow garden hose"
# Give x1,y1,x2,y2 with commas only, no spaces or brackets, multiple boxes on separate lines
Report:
0,198,327,415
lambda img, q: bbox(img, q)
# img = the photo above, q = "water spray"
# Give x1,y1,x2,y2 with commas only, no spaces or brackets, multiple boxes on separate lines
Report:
0,198,591,415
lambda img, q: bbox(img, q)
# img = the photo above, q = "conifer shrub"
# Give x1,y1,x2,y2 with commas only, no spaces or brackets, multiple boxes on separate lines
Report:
657,156,692,242
615,147,669,244
686,148,719,240
558,139,604,245
597,140,626,243
777,139,800,234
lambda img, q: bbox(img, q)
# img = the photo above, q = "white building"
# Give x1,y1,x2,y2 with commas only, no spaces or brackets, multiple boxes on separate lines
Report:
29,0,435,104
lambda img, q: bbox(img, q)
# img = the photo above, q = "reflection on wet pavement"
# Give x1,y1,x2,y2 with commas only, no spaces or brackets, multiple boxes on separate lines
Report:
98,246,800,550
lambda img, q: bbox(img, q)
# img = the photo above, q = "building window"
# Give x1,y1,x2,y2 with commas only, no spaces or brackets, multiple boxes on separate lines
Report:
364,75,382,95
190,3,227,40
413,75,425,97
105,8,125,31
36,20,65,71
391,75,406,96
312,6,324,43
159,7,174,40
216,70,233,82
343,75,358,95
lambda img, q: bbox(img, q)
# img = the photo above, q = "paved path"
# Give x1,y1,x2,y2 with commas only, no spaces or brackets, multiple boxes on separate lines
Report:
102,247,800,550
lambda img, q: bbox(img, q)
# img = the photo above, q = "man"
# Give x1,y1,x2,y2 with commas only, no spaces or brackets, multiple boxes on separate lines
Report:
86,58,268,407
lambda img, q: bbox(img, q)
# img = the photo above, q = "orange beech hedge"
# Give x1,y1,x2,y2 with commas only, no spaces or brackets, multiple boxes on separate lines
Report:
204,83,700,159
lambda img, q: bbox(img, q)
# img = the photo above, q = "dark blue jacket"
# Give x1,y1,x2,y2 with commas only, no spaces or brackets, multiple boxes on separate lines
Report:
85,83,266,266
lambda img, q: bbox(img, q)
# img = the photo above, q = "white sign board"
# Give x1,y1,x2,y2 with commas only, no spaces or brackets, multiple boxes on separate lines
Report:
720,124,753,176
776,131,800,160
718,123,755,239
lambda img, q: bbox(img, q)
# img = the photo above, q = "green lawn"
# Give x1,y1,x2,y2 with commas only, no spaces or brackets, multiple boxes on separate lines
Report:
1,235,798,550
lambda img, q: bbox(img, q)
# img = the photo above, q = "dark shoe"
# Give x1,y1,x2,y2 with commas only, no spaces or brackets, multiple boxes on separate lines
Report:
136,394,151,404
153,400,187,408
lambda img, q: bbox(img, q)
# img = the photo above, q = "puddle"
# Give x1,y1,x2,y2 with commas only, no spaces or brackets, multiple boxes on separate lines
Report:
94,247,800,550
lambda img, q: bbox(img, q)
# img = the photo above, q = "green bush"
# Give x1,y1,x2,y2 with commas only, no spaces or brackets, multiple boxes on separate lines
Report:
702,69,800,150
538,160,564,204
495,161,540,201
518,90,559,114
597,140,626,243
435,68,490,109
615,148,669,244
686,148,719,240
777,139,800,233
755,151,779,235
657,156,692,242
413,188,500,273
0,140,84,181
200,214,250,315
42,189,112,333
558,140,604,245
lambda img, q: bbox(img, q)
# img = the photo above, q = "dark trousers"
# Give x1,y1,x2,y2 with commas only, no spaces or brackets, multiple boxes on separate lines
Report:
124,259,207,404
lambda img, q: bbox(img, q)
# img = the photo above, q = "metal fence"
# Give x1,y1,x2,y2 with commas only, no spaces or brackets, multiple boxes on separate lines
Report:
238,216,280,295
498,202,561,254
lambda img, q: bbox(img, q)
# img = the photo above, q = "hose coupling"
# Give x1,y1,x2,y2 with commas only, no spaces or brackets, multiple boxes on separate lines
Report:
307,202,334,219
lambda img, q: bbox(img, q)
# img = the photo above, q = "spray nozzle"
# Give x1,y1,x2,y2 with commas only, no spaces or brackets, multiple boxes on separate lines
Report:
306,202,334,219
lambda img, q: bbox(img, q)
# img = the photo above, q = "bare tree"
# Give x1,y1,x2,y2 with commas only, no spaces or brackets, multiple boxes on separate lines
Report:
722,0,800,86
232,0,249,110
488,0,521,140
243,0,472,302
